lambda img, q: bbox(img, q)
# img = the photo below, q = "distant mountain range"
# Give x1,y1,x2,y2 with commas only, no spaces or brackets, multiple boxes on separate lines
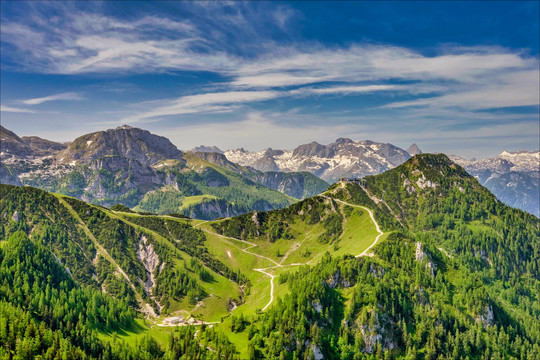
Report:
2,125,538,217
451,151,539,216
194,139,539,216
223,138,413,182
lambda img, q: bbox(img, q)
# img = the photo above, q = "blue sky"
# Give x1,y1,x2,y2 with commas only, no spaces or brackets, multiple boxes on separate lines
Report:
1,1,538,158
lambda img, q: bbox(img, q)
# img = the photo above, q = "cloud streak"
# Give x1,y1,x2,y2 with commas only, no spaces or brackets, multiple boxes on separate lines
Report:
123,91,282,122
0,106,35,113
21,92,83,105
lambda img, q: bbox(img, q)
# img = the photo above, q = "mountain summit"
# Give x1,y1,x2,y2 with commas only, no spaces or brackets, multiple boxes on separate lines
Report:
56,125,184,165
0,125,66,159
406,143,422,156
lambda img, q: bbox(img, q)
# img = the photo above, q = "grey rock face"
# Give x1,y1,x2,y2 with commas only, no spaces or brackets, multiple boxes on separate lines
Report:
56,125,184,166
225,138,411,183
0,163,21,186
1,126,66,159
406,143,422,156
252,156,279,172
251,172,305,199
292,142,335,158
21,136,67,156
1,126,35,159
193,152,234,170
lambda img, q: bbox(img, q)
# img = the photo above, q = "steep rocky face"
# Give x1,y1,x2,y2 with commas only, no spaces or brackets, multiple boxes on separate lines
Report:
225,138,411,183
484,172,539,217
56,125,184,166
406,143,422,156
0,163,21,186
252,155,279,172
1,126,67,159
293,141,335,158
250,171,319,199
193,152,238,172
451,150,540,216
21,136,67,156
0,125,35,159
78,156,162,205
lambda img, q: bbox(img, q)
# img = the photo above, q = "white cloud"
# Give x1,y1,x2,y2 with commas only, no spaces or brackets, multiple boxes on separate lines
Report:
301,85,402,95
123,91,282,122
0,106,35,113
21,92,83,105
383,69,540,110
122,84,413,121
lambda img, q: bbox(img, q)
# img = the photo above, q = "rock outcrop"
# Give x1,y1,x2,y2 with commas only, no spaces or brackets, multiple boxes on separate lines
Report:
56,125,184,166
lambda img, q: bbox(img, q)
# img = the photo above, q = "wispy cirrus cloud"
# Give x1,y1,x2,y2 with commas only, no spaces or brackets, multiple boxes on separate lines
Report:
122,84,421,123
123,90,282,123
383,69,540,110
21,92,83,105
0,106,35,113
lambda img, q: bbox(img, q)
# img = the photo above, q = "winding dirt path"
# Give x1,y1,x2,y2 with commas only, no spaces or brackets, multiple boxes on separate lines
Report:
253,268,276,311
199,188,385,312
331,198,384,257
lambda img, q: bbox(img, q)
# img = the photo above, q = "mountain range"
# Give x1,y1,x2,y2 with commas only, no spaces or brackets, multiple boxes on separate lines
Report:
0,125,328,219
1,125,538,218
451,151,539,215
196,138,539,216
222,138,412,182
1,153,538,359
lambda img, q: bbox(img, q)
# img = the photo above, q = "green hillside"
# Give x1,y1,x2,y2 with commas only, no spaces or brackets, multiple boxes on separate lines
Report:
1,154,539,359
0,184,243,320
133,153,297,218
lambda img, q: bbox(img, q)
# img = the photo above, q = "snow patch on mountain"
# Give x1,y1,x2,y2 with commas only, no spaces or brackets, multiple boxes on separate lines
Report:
224,138,411,183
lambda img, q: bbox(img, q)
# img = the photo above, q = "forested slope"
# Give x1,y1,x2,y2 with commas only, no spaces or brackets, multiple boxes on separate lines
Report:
1,154,538,359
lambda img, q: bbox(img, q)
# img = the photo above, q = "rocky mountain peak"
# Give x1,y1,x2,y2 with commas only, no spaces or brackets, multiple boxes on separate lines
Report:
21,136,67,156
0,126,22,142
193,151,231,168
56,126,184,165
116,124,135,130
406,143,422,156
263,148,284,157
190,145,224,154
225,138,412,182
334,137,354,145
292,141,334,158
1,126,65,159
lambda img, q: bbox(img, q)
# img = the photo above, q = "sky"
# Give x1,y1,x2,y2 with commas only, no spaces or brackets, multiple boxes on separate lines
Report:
1,1,539,159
